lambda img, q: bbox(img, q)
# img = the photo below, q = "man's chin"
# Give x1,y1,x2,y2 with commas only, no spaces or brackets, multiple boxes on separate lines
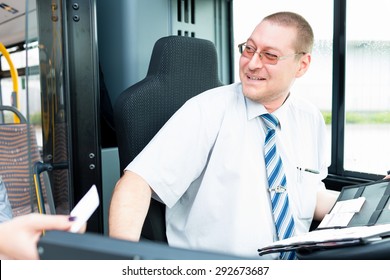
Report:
242,86,265,102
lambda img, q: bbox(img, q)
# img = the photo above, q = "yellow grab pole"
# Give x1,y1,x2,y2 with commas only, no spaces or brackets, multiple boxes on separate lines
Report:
0,42,20,123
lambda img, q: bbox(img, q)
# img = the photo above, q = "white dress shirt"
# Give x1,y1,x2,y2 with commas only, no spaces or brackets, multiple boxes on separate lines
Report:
126,82,329,259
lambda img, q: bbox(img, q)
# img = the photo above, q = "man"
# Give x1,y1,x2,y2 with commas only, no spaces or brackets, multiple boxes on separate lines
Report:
109,11,339,259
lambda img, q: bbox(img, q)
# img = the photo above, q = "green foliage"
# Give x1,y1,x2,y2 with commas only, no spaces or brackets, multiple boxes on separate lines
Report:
29,112,42,125
322,111,332,125
1,111,41,125
321,111,390,125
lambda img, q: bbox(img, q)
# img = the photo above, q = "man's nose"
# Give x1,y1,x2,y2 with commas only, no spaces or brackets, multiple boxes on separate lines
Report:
248,52,264,69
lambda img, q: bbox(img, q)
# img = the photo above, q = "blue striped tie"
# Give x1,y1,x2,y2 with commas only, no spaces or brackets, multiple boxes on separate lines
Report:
261,113,296,260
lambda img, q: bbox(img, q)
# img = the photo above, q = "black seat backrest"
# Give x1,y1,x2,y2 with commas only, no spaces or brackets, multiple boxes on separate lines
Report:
114,35,223,242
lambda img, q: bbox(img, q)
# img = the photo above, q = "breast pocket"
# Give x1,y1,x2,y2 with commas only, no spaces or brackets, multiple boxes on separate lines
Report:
291,168,320,220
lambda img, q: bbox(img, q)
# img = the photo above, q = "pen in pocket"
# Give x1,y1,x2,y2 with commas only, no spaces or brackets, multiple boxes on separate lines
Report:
297,167,320,174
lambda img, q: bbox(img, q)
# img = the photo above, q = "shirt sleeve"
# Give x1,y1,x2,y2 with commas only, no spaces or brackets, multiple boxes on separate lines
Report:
317,109,329,190
126,93,224,208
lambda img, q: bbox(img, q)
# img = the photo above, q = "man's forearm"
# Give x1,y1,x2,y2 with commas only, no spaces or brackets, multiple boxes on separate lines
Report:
314,189,339,221
108,171,152,241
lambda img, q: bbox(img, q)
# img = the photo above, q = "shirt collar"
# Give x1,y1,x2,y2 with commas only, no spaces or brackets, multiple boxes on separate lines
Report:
243,88,292,130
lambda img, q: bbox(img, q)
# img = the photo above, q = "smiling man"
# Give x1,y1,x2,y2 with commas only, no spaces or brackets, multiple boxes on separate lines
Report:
238,15,312,112
109,11,339,259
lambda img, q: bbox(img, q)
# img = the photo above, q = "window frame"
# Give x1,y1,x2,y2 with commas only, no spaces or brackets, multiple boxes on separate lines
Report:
329,0,386,182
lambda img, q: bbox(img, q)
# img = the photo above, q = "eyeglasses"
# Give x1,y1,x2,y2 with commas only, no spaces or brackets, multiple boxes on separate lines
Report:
238,43,306,65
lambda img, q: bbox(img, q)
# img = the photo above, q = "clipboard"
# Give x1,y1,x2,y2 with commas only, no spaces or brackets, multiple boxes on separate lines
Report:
258,179,390,257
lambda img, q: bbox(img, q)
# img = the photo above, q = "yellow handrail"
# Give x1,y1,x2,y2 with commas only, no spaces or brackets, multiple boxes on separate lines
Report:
0,42,20,123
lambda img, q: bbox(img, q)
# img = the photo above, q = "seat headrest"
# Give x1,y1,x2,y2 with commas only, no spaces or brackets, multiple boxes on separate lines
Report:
147,35,219,80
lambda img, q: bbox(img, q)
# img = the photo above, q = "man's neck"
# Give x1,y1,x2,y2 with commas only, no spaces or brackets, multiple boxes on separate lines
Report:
264,92,290,113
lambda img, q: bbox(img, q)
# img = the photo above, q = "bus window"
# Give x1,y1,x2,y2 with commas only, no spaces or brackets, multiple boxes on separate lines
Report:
0,44,40,132
344,0,390,175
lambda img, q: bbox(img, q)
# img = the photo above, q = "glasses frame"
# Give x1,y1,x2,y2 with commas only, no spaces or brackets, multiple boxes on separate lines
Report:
238,42,306,65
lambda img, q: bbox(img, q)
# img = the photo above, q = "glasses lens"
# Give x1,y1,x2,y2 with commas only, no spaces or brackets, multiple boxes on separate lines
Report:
239,44,277,65
262,52,278,65
239,44,253,58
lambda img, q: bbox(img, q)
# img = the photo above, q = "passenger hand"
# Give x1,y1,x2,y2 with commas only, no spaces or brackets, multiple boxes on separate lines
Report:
0,213,74,260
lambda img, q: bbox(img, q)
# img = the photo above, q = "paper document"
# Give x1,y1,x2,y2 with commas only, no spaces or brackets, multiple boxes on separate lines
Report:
69,185,99,233
258,223,390,255
318,197,366,229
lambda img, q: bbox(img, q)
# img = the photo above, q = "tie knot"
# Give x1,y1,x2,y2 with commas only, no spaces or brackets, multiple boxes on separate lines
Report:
260,114,279,130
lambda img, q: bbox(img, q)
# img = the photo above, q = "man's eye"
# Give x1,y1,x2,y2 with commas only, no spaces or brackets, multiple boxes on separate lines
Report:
245,46,255,53
264,52,278,60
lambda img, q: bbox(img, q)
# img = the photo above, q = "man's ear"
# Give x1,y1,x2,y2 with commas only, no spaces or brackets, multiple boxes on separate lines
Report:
295,53,311,78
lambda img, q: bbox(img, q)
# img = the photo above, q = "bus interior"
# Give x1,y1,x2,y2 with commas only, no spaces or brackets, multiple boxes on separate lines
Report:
0,0,389,255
